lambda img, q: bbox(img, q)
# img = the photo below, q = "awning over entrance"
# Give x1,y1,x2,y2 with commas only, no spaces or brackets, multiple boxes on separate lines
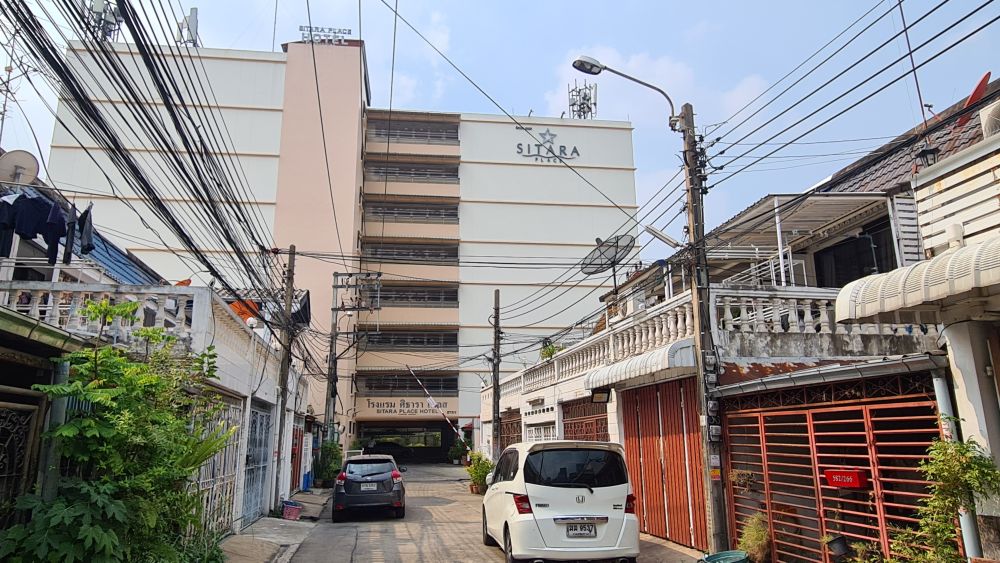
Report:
712,353,949,397
836,235,1000,323
584,338,694,390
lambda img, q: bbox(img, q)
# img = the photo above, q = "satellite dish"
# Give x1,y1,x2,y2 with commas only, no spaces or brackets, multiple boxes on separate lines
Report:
581,235,635,275
0,150,40,185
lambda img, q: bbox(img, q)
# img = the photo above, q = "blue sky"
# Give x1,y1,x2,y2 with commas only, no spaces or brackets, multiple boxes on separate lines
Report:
4,0,998,259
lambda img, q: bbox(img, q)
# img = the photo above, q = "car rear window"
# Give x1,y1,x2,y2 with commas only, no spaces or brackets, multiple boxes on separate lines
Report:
345,461,395,475
523,448,628,488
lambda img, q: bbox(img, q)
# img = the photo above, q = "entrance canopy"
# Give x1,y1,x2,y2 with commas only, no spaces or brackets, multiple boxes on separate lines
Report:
584,338,694,390
705,192,886,259
836,235,1000,323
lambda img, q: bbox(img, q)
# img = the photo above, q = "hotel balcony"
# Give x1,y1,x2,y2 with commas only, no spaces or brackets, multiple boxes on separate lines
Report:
365,111,460,157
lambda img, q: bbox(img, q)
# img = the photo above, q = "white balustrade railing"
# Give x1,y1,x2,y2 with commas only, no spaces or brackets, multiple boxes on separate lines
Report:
711,286,939,337
0,281,283,365
514,292,695,395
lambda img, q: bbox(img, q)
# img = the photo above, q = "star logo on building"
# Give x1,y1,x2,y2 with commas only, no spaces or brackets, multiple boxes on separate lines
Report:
538,128,557,145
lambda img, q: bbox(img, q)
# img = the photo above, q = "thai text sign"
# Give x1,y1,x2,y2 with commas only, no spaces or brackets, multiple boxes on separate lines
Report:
357,396,457,420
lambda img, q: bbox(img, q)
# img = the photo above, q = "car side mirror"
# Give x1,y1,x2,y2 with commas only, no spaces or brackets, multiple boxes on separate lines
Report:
399,466,407,472
486,471,494,485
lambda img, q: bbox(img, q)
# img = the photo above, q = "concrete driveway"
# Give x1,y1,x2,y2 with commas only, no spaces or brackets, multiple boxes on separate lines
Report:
289,464,700,562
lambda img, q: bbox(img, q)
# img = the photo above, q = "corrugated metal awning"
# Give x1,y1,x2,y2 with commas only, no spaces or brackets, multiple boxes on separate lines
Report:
584,338,695,390
835,234,1000,322
712,353,949,397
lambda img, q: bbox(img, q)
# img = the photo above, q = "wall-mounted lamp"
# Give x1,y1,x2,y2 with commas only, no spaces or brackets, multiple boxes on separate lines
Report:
591,387,612,403
916,142,941,167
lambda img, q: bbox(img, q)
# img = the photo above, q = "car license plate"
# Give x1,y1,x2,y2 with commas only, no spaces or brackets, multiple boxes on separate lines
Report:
565,523,596,538
360,482,377,491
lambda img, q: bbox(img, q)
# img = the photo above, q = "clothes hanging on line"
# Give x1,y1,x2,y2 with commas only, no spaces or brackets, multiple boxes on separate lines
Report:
0,193,21,258
78,203,95,254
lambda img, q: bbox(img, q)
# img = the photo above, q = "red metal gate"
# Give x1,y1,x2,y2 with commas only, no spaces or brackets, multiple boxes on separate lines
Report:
561,398,609,441
620,377,709,552
724,374,944,562
499,409,522,451
290,422,304,493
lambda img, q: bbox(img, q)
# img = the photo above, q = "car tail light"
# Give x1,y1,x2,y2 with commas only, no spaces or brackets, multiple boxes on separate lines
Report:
336,471,347,487
625,493,636,514
512,494,532,514
391,470,403,485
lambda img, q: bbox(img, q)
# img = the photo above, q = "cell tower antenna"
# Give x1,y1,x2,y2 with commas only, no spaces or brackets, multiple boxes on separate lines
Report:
176,7,199,47
568,79,597,119
83,0,124,42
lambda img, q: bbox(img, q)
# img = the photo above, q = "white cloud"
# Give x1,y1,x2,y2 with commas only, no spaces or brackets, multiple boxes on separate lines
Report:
421,11,451,66
720,74,769,123
683,20,722,44
391,73,418,107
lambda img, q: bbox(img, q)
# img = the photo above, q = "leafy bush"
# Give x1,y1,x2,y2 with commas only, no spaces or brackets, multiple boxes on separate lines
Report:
0,302,233,563
316,441,343,481
466,451,493,490
888,431,1000,563
540,343,563,361
737,511,770,563
448,440,468,461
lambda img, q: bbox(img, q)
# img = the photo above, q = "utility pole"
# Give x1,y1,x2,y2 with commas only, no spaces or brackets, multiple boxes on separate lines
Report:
273,244,296,508
679,103,727,552
326,276,340,445
491,289,501,460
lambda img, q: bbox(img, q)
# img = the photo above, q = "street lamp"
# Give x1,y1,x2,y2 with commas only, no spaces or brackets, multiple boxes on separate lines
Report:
572,55,678,129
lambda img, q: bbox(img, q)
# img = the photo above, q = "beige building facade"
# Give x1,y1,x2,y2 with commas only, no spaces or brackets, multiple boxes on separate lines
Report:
47,39,637,458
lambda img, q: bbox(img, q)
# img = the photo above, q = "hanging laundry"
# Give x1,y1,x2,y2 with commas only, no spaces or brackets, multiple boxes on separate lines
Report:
62,204,76,265
13,194,51,240
78,203,95,254
44,203,67,265
0,193,21,258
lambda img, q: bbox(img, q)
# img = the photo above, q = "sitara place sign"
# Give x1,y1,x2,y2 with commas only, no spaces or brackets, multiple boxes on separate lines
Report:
516,128,581,163
356,397,458,421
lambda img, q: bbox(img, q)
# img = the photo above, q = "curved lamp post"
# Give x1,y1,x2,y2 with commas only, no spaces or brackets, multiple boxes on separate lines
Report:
572,55,678,129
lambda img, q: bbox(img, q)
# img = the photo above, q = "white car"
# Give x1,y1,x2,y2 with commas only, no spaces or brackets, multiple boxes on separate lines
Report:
481,441,639,563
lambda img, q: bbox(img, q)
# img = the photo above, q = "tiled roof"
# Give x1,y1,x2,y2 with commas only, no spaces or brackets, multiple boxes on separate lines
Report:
819,79,1000,194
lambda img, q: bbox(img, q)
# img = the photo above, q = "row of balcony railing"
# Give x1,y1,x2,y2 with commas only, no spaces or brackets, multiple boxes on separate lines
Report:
367,128,460,145
500,285,940,398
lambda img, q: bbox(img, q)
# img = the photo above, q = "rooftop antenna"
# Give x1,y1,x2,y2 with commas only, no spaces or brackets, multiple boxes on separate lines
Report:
0,149,40,185
84,0,124,42
581,234,635,300
176,7,199,47
568,80,597,119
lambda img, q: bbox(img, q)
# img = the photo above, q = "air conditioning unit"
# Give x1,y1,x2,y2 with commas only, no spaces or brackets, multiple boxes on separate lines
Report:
980,100,1000,138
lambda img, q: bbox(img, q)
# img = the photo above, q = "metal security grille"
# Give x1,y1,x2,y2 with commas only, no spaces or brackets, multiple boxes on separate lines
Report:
620,378,709,552
291,418,304,493
524,423,556,442
364,202,459,224
0,403,40,530
362,243,459,263
241,405,272,528
725,377,944,562
372,286,459,308
365,331,458,351
561,398,609,441
194,396,243,535
498,410,521,451
357,373,459,397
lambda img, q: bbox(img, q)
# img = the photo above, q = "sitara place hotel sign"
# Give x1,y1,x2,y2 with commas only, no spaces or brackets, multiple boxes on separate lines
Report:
516,128,581,163
356,397,458,421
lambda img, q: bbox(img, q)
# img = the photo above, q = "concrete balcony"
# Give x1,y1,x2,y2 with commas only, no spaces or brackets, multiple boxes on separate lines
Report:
362,261,460,283
355,349,458,370
363,178,460,199
365,135,460,158
0,281,282,402
362,220,459,241
359,306,458,325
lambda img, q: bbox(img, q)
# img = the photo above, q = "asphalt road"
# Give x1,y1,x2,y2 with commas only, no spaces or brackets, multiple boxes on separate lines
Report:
290,464,699,563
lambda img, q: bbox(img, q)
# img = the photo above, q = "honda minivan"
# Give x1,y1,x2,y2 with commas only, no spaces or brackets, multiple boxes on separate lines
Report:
481,441,639,563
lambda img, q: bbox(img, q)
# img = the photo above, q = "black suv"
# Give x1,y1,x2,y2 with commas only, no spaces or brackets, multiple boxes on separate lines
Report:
332,455,407,521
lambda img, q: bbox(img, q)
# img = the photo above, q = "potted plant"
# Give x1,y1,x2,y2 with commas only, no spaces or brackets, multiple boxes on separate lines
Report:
314,441,343,488
821,534,849,558
466,451,493,494
448,440,467,465
737,511,769,563
729,469,756,494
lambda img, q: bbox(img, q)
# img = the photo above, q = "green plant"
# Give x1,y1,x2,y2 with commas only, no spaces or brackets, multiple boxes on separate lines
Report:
448,440,468,461
316,441,343,481
0,328,234,563
729,469,756,493
737,511,770,563
540,343,563,361
349,438,364,451
848,542,883,563
466,451,494,490
887,430,1000,563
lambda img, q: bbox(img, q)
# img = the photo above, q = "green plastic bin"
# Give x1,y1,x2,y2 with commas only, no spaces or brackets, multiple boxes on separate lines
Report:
699,550,749,563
